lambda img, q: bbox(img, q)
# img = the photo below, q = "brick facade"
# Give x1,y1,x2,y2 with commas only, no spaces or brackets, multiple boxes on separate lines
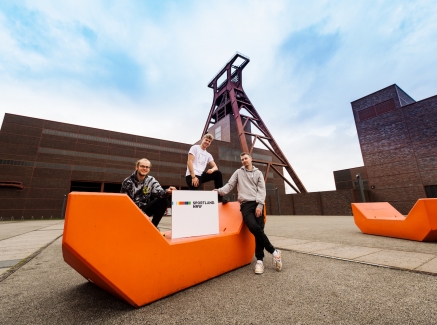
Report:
274,84,437,216
349,84,437,214
0,113,283,219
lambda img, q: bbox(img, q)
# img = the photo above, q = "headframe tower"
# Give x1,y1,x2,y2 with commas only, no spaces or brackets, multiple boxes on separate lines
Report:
202,52,307,193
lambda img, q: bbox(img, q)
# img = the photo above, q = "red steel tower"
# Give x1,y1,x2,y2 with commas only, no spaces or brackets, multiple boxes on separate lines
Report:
202,52,307,193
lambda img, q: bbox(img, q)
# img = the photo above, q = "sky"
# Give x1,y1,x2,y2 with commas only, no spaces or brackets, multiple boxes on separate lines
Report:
1,0,437,192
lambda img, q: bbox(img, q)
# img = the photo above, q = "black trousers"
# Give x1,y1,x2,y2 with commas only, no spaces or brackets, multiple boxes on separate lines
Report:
185,170,224,191
140,197,168,228
240,201,275,261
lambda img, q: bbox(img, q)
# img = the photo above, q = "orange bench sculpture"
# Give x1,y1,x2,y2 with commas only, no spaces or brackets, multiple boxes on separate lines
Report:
62,193,255,307
352,199,437,242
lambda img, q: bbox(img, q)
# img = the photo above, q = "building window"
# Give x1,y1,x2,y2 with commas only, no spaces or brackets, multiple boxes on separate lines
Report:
104,183,122,193
215,126,222,140
70,181,102,192
425,185,437,198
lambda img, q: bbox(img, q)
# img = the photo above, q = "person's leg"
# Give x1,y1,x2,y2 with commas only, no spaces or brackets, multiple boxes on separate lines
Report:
200,170,223,189
241,202,282,272
201,171,226,202
185,175,203,190
141,197,168,227
240,202,275,260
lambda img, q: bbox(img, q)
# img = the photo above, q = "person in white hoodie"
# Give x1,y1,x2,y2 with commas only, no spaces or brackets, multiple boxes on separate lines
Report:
215,152,282,274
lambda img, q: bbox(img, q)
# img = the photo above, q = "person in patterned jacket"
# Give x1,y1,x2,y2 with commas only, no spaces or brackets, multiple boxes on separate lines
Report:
121,158,176,228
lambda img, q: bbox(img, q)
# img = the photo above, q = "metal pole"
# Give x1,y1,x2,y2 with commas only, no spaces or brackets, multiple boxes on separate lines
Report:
356,174,366,203
61,194,67,219
275,188,281,215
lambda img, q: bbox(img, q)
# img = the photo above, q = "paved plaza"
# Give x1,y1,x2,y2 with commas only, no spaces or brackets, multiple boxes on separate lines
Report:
1,216,437,324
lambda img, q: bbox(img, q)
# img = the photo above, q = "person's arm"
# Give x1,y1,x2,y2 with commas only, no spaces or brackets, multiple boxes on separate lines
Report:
216,170,239,196
187,153,199,187
149,178,168,198
255,171,266,217
206,160,218,174
120,179,134,199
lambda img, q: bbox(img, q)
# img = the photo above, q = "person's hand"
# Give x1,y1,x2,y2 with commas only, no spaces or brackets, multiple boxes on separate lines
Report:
206,169,214,174
255,207,263,217
167,186,177,194
192,176,199,187
212,189,218,192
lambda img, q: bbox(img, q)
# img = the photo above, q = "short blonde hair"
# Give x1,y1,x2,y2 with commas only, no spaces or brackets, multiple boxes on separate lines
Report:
136,158,152,167
203,133,214,141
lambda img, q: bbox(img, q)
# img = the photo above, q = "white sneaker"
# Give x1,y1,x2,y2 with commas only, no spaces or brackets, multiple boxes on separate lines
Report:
254,261,264,274
273,250,282,271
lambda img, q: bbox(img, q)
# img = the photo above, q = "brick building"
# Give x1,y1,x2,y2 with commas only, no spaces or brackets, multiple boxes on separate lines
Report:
0,113,284,220
268,84,437,216
350,84,437,213
2,84,436,219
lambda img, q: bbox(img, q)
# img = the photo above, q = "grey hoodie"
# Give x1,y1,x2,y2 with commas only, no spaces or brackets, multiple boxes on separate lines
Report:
217,166,266,210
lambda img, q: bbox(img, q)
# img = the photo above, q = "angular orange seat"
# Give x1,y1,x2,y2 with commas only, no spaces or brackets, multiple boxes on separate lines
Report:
352,199,437,242
62,193,255,307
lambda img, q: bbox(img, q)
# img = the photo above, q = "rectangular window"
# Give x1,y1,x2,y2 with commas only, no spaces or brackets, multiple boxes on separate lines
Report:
215,126,222,141
70,181,102,192
425,185,437,198
103,183,122,193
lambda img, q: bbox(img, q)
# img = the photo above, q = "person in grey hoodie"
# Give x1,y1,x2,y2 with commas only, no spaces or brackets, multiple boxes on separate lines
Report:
215,152,282,274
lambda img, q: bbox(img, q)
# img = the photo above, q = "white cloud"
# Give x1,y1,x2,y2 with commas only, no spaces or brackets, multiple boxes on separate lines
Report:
1,0,437,192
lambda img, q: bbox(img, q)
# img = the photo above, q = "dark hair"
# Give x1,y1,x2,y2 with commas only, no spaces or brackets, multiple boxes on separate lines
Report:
240,152,251,157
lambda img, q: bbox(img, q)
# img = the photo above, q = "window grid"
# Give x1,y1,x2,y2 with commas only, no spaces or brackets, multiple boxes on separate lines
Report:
0,158,184,179
43,129,187,154
37,147,186,168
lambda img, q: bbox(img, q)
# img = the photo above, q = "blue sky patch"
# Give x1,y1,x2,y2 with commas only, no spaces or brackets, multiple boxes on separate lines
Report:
281,25,341,70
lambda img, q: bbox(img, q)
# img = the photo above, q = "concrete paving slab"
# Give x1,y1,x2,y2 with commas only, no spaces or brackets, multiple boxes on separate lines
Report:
0,230,63,248
282,241,342,253
0,259,21,268
264,215,437,255
415,256,437,273
0,222,63,273
315,245,384,259
356,249,436,269
0,220,63,240
0,252,36,261
37,224,64,230
270,237,311,248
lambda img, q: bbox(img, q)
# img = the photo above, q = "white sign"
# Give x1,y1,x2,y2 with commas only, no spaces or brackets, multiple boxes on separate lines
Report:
171,191,219,239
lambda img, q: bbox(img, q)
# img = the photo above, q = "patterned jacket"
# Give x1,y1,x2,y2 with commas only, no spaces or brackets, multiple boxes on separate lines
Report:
120,171,168,209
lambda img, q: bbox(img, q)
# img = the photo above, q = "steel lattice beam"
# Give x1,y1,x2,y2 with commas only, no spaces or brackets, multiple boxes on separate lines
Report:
202,52,307,193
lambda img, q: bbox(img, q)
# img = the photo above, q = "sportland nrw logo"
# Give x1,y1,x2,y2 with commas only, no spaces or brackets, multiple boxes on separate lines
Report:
172,201,215,208
173,201,191,205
